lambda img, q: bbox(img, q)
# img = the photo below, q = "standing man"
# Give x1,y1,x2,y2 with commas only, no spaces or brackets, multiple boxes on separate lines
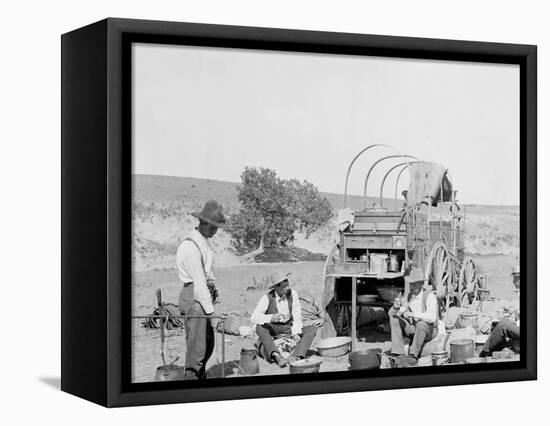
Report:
177,200,226,380
251,272,318,367
389,268,439,360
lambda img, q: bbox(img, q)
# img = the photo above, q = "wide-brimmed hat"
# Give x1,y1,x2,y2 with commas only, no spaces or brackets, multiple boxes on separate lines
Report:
268,272,292,289
511,265,520,276
404,267,425,284
191,200,227,228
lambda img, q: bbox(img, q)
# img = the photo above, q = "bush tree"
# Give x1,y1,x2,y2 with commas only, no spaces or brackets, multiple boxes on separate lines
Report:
229,167,332,255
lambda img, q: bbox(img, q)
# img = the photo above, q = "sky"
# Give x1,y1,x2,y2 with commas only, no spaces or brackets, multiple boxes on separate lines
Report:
132,43,519,206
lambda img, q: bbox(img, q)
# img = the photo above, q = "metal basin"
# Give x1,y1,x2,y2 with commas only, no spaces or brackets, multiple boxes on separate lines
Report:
289,358,322,374
316,337,352,357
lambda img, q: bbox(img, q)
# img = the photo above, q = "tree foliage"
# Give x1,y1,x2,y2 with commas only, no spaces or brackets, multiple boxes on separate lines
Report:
229,167,333,253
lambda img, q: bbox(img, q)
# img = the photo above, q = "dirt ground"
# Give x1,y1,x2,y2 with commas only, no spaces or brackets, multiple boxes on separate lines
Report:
131,253,519,382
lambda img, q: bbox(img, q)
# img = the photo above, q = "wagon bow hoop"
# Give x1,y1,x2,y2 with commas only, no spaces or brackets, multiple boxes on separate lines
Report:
343,144,414,208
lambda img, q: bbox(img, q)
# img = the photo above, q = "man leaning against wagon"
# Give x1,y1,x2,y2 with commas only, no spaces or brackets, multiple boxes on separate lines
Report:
176,200,226,380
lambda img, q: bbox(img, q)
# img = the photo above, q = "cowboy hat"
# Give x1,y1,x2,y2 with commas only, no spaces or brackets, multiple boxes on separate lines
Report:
268,272,292,290
404,267,425,284
191,200,227,228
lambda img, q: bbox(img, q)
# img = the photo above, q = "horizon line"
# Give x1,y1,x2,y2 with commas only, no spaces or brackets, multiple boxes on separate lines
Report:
133,172,520,208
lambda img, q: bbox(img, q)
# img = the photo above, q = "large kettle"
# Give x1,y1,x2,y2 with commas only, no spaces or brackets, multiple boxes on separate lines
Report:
349,348,382,370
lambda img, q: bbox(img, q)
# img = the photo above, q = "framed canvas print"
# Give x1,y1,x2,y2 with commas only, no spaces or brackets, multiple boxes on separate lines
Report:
61,18,537,407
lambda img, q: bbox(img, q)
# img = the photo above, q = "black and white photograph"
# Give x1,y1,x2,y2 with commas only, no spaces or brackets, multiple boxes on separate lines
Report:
3,0,546,419
130,43,521,382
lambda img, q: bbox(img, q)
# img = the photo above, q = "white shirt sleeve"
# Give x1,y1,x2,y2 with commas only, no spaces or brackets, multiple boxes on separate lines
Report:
251,295,273,325
291,290,303,335
414,292,437,323
176,242,214,314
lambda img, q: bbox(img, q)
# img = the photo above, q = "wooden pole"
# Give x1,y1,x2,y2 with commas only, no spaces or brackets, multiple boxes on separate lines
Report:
156,289,166,365
221,320,226,378
351,277,357,352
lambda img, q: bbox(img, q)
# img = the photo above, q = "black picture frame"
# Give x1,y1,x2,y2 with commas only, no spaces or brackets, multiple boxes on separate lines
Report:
61,17,537,407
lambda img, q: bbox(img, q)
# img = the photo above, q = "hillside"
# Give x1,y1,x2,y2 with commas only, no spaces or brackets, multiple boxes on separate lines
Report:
132,174,519,272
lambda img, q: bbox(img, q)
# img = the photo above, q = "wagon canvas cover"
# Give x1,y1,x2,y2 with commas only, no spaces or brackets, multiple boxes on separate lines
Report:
406,162,453,207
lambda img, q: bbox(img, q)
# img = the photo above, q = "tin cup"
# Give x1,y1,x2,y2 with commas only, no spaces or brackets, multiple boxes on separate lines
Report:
431,351,449,366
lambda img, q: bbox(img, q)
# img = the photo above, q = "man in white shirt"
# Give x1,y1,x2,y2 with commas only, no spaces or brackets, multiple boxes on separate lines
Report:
177,200,226,380
389,268,438,360
251,272,318,368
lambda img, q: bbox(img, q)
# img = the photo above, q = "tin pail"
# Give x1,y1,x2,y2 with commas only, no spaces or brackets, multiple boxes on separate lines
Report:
239,348,260,375
458,312,479,331
431,351,449,366
370,254,388,274
450,339,475,363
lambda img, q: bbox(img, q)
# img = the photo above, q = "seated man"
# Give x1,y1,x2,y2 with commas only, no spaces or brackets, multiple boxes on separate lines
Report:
251,272,318,367
389,268,438,360
479,266,520,357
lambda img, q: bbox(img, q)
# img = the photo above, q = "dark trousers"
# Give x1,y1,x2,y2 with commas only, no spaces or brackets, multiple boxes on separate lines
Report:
389,307,436,357
256,323,317,360
482,319,520,354
179,298,214,379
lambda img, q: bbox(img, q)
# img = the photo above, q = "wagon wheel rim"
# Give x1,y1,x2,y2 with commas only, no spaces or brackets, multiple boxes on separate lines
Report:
426,242,452,300
459,257,477,294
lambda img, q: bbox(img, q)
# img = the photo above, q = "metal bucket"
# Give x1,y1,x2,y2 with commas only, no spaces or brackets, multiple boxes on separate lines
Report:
154,364,187,382
478,289,490,301
369,254,388,274
457,312,479,331
431,351,449,366
349,348,382,370
239,348,260,375
450,339,475,363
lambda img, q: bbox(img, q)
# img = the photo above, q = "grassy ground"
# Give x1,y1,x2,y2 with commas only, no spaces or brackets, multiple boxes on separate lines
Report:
131,253,519,382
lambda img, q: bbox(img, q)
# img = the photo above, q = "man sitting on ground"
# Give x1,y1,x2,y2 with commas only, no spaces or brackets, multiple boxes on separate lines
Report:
479,265,520,357
389,268,438,360
251,272,318,367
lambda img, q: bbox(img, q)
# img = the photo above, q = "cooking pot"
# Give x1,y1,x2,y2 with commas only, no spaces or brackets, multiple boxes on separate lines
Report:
239,348,260,375
154,364,187,382
389,354,418,368
450,339,475,363
349,348,382,370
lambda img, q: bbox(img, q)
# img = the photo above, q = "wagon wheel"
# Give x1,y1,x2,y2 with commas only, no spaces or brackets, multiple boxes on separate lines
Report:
425,241,453,318
459,257,478,308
